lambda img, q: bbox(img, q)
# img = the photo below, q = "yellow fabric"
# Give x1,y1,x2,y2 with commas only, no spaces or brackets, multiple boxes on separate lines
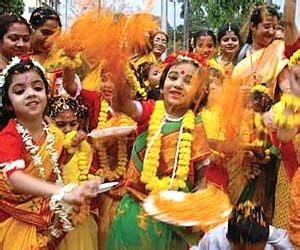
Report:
58,140,98,250
82,64,102,91
58,215,98,250
0,123,64,249
232,40,288,98
273,162,290,228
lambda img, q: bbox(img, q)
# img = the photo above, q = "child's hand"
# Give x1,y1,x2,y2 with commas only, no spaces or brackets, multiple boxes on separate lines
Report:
71,130,87,147
63,179,101,205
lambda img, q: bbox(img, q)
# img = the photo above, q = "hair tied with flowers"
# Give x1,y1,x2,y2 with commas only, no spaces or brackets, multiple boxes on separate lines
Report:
164,51,207,67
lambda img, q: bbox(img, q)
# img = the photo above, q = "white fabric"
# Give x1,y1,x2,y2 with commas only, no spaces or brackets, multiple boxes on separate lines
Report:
192,222,295,250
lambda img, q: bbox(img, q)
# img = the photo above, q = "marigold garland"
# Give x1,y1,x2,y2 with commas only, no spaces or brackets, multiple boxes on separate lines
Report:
126,64,147,99
140,100,195,192
288,49,300,69
62,131,91,227
95,99,128,181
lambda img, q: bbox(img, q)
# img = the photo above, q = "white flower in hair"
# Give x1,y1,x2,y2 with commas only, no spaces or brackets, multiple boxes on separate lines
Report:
2,56,21,76
0,74,4,88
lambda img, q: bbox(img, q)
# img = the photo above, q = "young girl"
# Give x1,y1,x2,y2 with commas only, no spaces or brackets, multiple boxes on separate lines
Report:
107,52,211,249
0,57,100,249
191,30,216,60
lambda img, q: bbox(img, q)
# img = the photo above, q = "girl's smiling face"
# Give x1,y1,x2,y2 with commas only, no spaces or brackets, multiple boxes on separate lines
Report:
8,69,47,121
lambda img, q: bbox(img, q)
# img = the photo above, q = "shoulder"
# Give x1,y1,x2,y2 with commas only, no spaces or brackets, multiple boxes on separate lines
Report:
0,119,24,163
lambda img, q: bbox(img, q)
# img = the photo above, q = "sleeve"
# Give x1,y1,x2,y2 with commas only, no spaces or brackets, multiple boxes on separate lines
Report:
268,226,295,249
285,38,300,58
0,133,25,179
136,99,155,134
80,89,101,130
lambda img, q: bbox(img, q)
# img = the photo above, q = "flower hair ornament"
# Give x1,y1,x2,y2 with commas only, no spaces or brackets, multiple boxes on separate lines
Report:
164,51,207,67
0,56,47,107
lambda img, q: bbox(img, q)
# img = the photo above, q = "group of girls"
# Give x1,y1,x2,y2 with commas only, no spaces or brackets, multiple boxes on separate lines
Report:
0,0,300,249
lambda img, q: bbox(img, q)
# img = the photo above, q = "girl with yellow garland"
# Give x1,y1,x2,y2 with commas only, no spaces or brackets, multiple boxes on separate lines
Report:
47,95,99,250
0,57,101,249
106,52,211,250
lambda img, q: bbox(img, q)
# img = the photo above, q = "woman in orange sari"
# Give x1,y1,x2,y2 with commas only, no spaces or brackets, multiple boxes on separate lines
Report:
231,5,290,224
0,57,100,249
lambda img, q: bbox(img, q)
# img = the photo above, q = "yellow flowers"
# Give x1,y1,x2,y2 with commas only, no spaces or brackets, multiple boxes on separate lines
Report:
63,130,91,183
141,100,195,192
288,49,300,69
251,84,269,95
97,99,109,128
126,65,147,99
273,93,300,129
95,100,128,181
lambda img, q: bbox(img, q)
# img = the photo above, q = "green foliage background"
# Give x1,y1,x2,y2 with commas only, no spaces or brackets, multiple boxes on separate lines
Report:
0,0,24,15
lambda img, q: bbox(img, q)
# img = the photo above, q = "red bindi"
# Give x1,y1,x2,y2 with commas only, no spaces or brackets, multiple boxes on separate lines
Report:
180,70,185,75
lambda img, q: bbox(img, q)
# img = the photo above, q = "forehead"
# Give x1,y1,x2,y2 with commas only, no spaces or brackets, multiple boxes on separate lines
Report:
260,15,279,25
169,62,197,74
10,70,42,85
153,33,167,40
5,23,30,36
197,35,214,44
55,110,77,120
221,31,239,39
38,19,60,30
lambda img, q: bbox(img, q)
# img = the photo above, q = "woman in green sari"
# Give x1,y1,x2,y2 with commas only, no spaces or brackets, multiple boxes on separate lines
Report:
106,52,211,250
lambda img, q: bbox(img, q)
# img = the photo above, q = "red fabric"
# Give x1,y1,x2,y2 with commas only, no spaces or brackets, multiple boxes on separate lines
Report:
80,89,102,130
271,131,298,180
205,162,229,193
137,99,155,134
285,38,300,58
0,119,24,165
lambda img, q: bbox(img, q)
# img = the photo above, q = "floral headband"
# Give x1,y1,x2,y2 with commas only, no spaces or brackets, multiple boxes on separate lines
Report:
0,56,46,106
164,51,207,67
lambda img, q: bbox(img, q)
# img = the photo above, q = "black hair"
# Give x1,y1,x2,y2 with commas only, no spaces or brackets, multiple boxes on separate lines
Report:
227,201,269,245
0,58,49,128
217,23,241,44
29,7,62,29
190,30,217,52
246,5,280,44
0,14,31,40
46,95,88,119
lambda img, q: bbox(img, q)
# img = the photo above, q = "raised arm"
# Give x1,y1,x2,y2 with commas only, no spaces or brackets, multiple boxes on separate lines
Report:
284,0,298,45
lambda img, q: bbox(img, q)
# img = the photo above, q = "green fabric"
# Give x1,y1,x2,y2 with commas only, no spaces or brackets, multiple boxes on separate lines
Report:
106,194,188,250
106,112,203,250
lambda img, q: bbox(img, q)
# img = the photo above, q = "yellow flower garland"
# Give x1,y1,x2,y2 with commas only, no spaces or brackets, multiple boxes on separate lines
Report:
288,49,300,69
62,131,91,226
126,65,147,99
95,100,128,181
63,131,90,183
140,100,195,192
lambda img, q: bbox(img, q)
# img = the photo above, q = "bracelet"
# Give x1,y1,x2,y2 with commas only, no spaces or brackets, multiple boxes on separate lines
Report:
281,93,300,111
288,49,300,69
49,183,77,238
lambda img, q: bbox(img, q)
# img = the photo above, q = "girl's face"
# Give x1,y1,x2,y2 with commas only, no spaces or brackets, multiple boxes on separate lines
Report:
219,31,240,56
31,19,60,54
195,35,215,60
252,15,278,48
1,23,31,59
8,69,47,121
54,110,79,133
162,62,198,113
148,65,161,87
